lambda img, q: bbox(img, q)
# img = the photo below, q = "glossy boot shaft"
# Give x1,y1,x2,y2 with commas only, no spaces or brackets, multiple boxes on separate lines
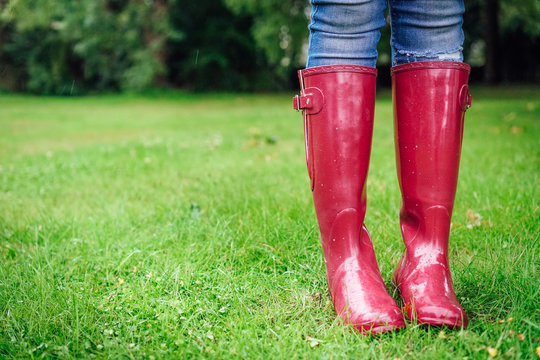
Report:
294,65,405,333
391,61,471,328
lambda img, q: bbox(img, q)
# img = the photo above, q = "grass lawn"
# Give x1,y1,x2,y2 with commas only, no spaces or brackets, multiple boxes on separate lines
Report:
0,87,538,359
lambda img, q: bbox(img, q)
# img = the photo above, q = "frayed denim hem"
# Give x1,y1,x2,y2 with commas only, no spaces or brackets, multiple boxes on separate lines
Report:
392,47,463,66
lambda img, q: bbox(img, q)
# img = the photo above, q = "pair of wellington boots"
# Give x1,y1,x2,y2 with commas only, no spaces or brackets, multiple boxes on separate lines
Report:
293,61,472,333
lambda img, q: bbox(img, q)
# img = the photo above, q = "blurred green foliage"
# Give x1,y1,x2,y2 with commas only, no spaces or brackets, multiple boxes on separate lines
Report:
0,0,170,94
223,0,308,73
167,0,279,91
0,0,538,94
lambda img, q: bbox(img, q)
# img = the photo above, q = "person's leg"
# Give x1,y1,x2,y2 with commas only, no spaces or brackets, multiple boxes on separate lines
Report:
295,0,405,333
307,0,387,68
389,0,470,328
389,0,465,65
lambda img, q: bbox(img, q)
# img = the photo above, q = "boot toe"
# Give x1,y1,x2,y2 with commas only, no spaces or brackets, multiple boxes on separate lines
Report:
413,304,468,328
346,306,406,334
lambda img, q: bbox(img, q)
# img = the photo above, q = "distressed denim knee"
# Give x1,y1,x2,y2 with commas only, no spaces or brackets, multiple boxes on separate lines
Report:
307,0,387,68
389,0,465,65
306,0,465,67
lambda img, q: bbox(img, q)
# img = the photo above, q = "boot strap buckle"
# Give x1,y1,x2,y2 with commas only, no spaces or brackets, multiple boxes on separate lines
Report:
292,87,324,114
293,95,312,110
459,84,472,112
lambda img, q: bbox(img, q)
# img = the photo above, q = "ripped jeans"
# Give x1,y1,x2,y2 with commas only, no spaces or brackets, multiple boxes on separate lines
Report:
307,0,465,68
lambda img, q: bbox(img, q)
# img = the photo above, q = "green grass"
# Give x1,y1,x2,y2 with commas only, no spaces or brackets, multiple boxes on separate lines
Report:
0,87,538,359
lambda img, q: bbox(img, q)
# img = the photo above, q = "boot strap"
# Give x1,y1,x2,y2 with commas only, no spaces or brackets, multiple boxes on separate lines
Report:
292,87,324,114
459,85,472,112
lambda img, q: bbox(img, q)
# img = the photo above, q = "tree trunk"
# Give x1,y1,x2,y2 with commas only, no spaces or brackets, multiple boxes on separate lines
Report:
145,0,169,86
483,0,501,84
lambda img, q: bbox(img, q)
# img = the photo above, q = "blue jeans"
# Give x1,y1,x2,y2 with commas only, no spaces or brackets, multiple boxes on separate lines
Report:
307,0,465,68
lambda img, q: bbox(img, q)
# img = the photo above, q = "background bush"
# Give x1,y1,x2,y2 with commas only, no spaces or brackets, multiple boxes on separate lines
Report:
0,0,538,94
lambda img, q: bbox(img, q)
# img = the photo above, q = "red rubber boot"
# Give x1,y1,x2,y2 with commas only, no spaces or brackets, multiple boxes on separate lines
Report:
391,61,472,328
294,65,405,333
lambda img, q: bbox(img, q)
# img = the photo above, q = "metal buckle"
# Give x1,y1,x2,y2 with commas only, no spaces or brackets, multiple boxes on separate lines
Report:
293,95,301,111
